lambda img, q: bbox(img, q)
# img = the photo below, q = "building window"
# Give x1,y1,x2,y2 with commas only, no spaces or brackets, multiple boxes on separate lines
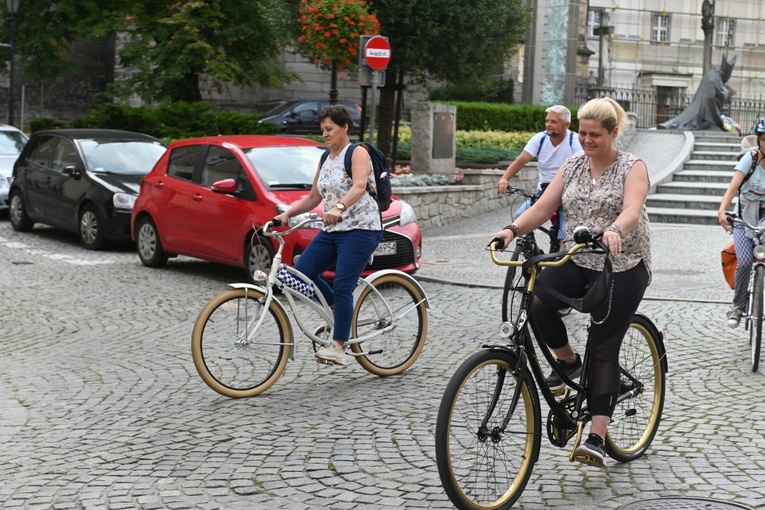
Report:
651,13,670,42
716,17,734,47
588,9,603,38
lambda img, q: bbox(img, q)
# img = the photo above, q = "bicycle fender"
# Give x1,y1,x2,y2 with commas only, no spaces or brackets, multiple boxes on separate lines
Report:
633,312,669,375
356,269,431,308
228,282,267,292
226,283,296,361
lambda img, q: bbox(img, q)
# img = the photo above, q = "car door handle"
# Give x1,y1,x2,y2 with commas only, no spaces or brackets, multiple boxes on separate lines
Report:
192,193,202,202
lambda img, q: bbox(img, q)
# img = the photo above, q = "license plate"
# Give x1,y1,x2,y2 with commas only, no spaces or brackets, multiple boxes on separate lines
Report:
374,241,397,256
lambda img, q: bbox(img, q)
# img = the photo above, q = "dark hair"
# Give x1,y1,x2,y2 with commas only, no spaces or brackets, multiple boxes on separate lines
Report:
318,104,354,132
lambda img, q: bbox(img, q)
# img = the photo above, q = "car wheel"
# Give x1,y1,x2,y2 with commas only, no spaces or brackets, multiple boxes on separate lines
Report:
79,203,107,250
136,216,168,268
9,191,34,232
245,232,274,284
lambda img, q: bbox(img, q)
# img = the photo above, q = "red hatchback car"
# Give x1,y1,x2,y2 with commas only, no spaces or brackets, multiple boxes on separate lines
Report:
131,135,422,283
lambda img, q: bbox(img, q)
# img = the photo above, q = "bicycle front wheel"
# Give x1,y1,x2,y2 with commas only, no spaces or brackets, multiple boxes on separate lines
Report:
351,273,428,376
435,348,541,510
191,288,292,398
606,314,666,462
751,266,763,372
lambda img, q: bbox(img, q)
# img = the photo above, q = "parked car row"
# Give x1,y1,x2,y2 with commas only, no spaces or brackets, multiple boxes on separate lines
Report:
7,129,423,283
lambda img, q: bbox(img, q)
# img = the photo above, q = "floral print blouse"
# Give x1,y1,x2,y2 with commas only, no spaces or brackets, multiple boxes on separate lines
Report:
561,151,652,283
318,143,382,232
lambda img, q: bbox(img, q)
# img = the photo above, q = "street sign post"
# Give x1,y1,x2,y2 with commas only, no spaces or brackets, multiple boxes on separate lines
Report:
363,35,391,70
359,36,391,145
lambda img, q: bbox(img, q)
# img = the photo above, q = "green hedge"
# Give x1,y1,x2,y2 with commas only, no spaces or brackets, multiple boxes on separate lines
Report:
434,101,579,133
32,102,282,139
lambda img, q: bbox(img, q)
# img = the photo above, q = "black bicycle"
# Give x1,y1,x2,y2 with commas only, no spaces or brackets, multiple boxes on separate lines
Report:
502,186,566,323
435,227,668,510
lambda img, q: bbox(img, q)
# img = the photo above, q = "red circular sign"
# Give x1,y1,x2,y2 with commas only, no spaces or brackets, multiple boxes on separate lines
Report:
364,36,391,70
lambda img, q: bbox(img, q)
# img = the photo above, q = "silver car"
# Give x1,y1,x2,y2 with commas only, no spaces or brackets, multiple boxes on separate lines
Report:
0,124,28,209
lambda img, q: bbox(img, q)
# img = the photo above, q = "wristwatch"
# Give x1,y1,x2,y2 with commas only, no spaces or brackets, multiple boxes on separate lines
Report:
335,202,346,212
606,224,623,237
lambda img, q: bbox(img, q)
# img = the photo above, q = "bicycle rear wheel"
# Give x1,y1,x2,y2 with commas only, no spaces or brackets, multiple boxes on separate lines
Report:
435,348,541,510
191,288,292,398
501,247,524,323
605,314,666,462
751,266,763,372
351,273,428,376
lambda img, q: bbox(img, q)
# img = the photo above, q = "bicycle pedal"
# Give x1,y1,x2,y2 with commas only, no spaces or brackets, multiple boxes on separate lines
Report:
573,452,605,468
315,358,348,368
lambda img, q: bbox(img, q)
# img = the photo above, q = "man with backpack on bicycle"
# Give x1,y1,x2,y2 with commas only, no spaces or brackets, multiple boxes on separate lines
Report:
497,105,583,240
717,118,765,327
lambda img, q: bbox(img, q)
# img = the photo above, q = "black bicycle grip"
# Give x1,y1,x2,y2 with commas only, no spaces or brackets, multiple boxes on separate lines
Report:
488,237,506,250
270,217,282,227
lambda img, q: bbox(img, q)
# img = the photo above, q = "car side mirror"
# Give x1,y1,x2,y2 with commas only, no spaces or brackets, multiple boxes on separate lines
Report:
211,178,238,194
63,165,80,178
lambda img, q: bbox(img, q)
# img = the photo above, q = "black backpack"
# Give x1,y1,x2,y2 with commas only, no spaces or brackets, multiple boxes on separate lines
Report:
320,142,393,211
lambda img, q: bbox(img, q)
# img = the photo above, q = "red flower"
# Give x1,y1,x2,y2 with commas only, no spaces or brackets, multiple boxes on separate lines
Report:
297,0,381,71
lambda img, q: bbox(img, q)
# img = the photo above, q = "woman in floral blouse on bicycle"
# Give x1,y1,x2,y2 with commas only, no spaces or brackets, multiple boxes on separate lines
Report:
492,97,652,467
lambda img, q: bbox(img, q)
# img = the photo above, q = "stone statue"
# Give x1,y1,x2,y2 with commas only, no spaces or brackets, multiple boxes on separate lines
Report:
658,53,736,131
701,0,715,34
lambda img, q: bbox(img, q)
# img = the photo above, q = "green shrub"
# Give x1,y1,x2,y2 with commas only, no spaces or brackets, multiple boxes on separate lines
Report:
428,78,514,104
69,102,280,139
29,118,67,132
456,146,521,164
434,101,579,133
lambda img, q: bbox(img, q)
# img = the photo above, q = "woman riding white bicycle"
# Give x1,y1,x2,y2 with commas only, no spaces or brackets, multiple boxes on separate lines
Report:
273,104,382,367
718,118,765,328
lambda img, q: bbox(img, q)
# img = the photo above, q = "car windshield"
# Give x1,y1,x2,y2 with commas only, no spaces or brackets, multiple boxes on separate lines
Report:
244,145,325,189
0,130,27,155
79,139,167,175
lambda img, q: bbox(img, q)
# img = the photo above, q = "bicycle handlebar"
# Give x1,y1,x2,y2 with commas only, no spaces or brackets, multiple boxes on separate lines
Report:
488,226,608,268
263,214,323,237
505,186,535,199
726,212,765,234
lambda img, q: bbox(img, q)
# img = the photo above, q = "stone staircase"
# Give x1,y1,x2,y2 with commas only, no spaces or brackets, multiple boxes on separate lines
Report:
646,131,741,225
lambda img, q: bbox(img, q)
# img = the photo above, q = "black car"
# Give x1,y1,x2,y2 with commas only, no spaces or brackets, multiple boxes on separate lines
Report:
8,129,166,249
258,99,363,134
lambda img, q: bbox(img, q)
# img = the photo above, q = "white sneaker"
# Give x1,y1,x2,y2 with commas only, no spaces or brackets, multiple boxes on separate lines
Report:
727,306,744,328
315,341,348,366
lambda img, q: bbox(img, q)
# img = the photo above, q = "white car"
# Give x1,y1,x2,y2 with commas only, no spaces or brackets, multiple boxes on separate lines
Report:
0,124,28,210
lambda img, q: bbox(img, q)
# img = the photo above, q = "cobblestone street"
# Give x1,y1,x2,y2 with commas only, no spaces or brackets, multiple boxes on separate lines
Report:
1,214,764,510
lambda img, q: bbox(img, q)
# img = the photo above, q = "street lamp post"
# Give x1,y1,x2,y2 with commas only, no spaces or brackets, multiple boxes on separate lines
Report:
6,0,18,127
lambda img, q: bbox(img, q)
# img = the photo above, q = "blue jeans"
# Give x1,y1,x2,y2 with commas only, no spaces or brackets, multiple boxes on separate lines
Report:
513,183,566,240
294,228,383,342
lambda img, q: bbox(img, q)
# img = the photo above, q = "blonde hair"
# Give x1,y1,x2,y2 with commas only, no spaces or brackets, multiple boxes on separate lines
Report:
545,104,572,124
577,97,627,134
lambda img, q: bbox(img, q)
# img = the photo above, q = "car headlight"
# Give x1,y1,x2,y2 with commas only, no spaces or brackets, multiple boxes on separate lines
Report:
399,200,417,226
113,192,137,210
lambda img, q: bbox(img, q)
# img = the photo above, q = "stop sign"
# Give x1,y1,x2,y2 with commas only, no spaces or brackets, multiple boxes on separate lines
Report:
364,36,391,70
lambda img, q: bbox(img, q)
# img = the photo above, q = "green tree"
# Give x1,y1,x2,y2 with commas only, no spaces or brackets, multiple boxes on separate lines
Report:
0,0,297,103
370,0,533,154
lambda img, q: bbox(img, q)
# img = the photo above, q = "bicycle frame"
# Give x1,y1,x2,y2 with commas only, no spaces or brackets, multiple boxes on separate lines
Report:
233,216,422,360
492,243,594,442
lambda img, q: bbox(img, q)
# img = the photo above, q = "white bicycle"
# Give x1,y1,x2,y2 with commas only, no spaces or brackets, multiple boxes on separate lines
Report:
191,215,430,397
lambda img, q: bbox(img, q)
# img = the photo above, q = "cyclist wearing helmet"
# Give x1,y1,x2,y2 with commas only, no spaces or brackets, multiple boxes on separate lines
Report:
718,118,765,327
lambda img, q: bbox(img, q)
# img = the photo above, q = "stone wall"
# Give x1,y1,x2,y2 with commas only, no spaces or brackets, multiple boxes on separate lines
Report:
392,165,538,229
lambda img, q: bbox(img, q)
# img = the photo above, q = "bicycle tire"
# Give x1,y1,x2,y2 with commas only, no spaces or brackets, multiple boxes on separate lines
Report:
751,266,763,372
191,288,292,398
501,247,524,323
350,273,428,376
435,348,541,510
605,314,666,462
